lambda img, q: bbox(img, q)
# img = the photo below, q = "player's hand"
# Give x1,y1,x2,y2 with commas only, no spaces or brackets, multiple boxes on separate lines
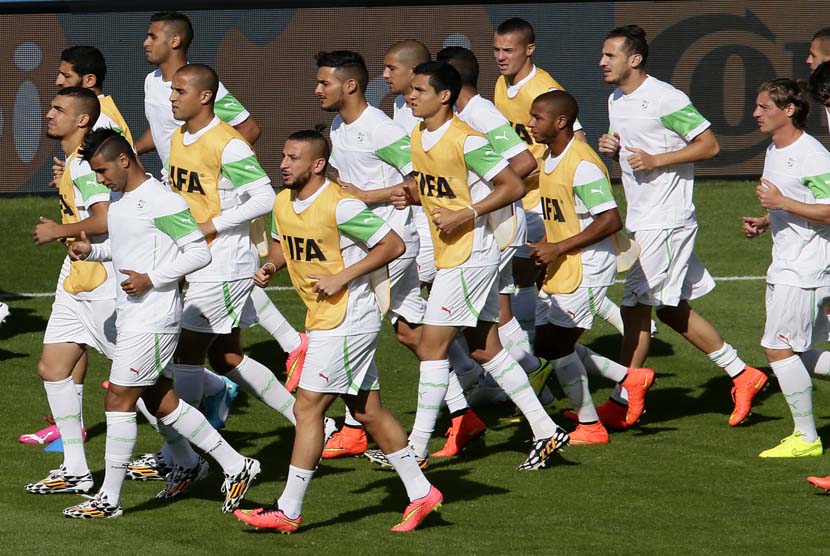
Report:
431,207,473,235
741,216,769,238
199,220,217,243
756,178,786,210
339,181,362,198
254,262,276,288
527,240,565,265
49,156,65,188
390,185,411,209
119,269,152,296
309,273,348,298
33,216,61,245
68,231,92,261
598,132,621,158
627,147,659,172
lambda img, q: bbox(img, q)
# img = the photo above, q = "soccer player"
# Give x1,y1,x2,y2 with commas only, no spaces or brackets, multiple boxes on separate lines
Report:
390,61,569,469
597,24,766,428
740,80,830,461
807,28,830,71
527,90,655,443
62,128,259,518
234,130,443,533
25,87,115,494
20,45,136,446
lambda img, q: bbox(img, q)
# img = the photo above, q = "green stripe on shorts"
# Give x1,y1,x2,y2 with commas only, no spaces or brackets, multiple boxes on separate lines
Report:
222,282,241,327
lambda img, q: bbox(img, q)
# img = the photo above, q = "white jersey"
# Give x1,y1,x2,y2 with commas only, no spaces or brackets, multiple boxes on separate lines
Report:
543,139,617,287
93,177,205,333
178,117,274,283
393,94,421,136
56,154,116,302
416,118,510,267
608,75,711,232
330,105,416,257
144,68,251,171
762,132,830,288
272,180,392,336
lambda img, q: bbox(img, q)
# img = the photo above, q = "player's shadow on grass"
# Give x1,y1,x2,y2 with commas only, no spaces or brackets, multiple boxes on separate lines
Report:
244,340,288,381
0,304,47,342
693,372,780,425
583,333,676,360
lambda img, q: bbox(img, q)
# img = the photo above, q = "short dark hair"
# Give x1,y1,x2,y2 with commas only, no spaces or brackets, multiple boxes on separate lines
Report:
759,78,810,130
79,128,135,164
606,25,649,68
150,11,193,50
414,61,462,107
56,86,100,127
496,17,535,45
61,45,106,87
287,129,330,166
315,50,369,94
436,46,479,89
814,27,830,42
175,63,219,104
386,40,431,68
810,61,830,102
533,90,579,127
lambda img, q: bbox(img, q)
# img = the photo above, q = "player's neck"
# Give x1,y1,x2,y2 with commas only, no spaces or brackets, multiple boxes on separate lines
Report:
296,175,327,201
455,86,477,112
339,98,369,125
423,107,453,132
89,87,103,97
184,111,215,134
619,71,647,95
60,130,87,157
771,126,803,150
123,165,149,193
159,54,187,81
547,130,574,158
507,60,533,86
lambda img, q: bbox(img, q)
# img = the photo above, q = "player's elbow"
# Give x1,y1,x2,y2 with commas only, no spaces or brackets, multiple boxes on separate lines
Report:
702,136,720,160
510,152,537,181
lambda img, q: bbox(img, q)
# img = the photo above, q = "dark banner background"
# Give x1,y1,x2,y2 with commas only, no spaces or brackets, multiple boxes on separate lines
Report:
2,2,827,193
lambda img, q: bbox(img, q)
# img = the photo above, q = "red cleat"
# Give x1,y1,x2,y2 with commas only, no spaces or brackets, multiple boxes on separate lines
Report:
568,422,610,445
432,409,486,457
322,425,368,458
390,485,443,532
621,368,655,425
807,476,830,492
285,333,308,392
234,505,301,533
729,366,768,426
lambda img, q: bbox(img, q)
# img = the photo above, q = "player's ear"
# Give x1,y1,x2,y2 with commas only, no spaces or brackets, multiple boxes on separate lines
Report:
117,152,130,168
345,78,358,95
629,53,642,69
82,73,97,89
439,88,451,105
200,89,214,106
170,33,182,50
526,42,536,58
77,112,90,129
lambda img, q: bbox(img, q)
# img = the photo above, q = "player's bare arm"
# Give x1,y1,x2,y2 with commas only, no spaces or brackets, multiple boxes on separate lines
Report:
598,131,621,160
627,129,720,172
528,207,622,265
135,128,155,155
234,116,261,145
33,201,109,245
254,241,287,288
757,178,830,224
507,149,537,182
391,178,421,209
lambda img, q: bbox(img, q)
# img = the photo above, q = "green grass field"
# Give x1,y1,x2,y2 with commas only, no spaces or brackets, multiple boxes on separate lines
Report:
3,181,830,556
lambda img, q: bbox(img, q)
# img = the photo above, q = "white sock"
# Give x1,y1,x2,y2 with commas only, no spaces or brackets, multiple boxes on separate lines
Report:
171,364,206,406
498,317,541,372
511,287,537,344
277,465,315,519
202,369,226,397
447,339,482,390
707,342,746,378
136,397,159,431
74,383,85,430
44,377,88,475
801,349,830,377
99,411,137,505
160,399,245,475
409,360,450,457
226,355,296,425
482,349,556,439
343,406,362,428
771,355,817,442
157,422,200,468
594,296,625,334
553,352,598,423
251,287,302,353
574,344,628,382
444,372,469,414
386,446,431,501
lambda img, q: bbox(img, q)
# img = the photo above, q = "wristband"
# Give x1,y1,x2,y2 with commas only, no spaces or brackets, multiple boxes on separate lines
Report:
466,205,479,219
263,262,277,273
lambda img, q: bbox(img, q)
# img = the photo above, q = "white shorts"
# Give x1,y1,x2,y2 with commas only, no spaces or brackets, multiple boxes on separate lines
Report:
424,265,500,328
515,204,544,259
761,283,830,352
181,279,257,334
43,294,117,359
388,256,426,325
536,286,610,330
413,207,436,284
299,331,380,395
498,246,518,295
622,227,715,308
109,332,178,387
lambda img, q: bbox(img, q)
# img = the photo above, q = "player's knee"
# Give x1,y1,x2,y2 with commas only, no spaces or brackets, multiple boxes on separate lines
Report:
655,306,686,331
395,325,419,351
105,384,138,413
208,351,242,374
37,359,67,382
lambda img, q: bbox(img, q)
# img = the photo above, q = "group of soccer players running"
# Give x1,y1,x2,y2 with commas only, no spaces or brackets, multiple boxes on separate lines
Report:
20,10,830,532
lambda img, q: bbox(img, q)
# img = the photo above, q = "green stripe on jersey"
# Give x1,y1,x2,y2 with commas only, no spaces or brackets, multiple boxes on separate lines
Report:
464,143,503,177
486,123,524,155
803,173,830,200
74,172,109,203
574,177,614,209
154,209,200,240
214,92,246,123
660,103,707,138
221,155,267,189
375,135,411,171
271,214,279,237
337,208,385,242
